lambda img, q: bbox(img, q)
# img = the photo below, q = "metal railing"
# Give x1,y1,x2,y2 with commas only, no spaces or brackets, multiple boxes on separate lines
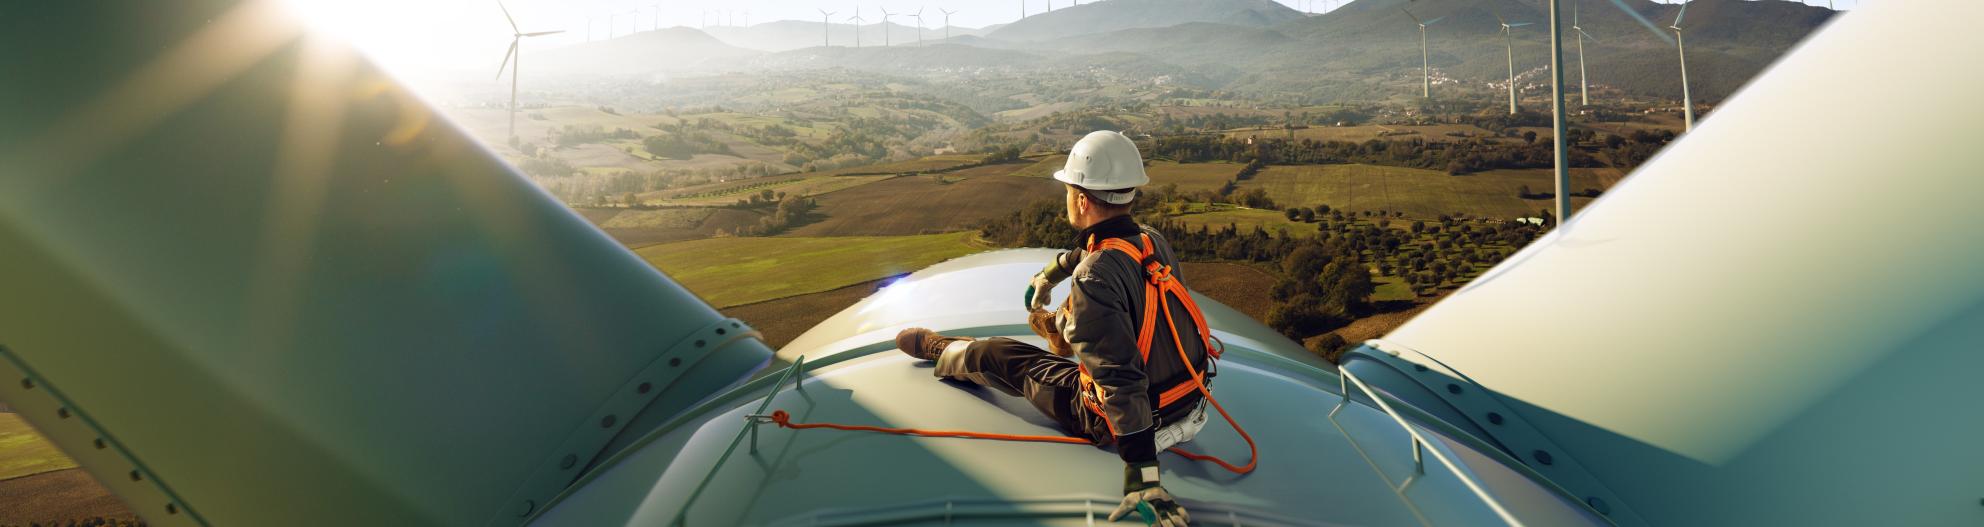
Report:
674,355,809,526
1332,367,1525,527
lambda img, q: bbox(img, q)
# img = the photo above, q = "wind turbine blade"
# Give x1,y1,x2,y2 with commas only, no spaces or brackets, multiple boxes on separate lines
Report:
1401,8,1422,25
497,0,519,34
1601,0,1674,45
1509,22,1534,28
495,40,516,80
1578,27,1600,42
1426,16,1445,25
523,30,564,37
1494,12,1507,26
1674,0,1689,26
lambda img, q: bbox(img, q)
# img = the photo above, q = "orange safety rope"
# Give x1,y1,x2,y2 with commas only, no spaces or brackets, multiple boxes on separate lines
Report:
762,233,1259,475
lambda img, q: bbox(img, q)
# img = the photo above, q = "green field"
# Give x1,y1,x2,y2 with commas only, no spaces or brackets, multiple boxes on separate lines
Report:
1169,206,1320,238
636,232,986,308
1146,161,1244,192
1009,155,1069,178
1,414,75,480
598,208,714,229
822,155,985,176
653,175,894,205
1221,124,1505,144
1239,164,1603,220
1371,276,1416,302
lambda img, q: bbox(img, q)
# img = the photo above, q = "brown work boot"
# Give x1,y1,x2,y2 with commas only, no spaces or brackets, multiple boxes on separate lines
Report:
896,328,972,361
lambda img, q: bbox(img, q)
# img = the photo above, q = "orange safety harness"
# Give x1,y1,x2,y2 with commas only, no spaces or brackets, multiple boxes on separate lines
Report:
767,233,1258,475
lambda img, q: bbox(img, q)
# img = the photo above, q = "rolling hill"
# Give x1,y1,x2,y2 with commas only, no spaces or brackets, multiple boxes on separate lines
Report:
534,27,761,76
519,0,1834,105
705,20,992,52
986,0,1307,43
1253,0,1836,100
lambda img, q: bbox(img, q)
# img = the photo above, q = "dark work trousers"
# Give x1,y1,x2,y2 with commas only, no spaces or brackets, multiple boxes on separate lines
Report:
933,337,1112,444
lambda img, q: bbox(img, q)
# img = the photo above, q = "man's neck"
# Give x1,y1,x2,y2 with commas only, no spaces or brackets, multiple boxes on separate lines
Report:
1074,214,1139,246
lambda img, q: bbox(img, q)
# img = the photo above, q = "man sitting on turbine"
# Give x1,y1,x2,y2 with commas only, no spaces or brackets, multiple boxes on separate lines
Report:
896,131,1214,527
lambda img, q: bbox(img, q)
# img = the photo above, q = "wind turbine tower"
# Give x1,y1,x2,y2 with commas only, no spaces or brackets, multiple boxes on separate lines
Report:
1402,9,1444,98
494,1,564,141
1573,1,1599,106
651,3,660,30
1671,1,1695,131
912,8,925,45
1497,13,1534,115
1547,0,1573,227
879,8,894,46
941,8,957,40
821,9,837,46
848,8,865,48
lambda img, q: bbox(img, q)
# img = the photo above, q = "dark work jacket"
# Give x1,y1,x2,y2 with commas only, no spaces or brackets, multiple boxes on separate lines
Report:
1053,215,1212,464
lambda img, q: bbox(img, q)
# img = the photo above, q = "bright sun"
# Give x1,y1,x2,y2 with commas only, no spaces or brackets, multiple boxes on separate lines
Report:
274,0,516,79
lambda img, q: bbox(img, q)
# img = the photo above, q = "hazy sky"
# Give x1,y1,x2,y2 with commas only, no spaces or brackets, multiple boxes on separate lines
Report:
277,0,1862,78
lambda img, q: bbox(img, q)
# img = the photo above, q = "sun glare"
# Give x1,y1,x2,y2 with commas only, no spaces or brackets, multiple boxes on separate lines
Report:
273,0,499,81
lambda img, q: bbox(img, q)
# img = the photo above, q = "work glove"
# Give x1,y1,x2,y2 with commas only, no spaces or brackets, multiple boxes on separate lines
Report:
1022,254,1072,311
1109,462,1189,526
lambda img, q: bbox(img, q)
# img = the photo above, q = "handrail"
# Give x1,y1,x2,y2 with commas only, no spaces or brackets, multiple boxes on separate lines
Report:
672,355,808,526
1333,367,1525,526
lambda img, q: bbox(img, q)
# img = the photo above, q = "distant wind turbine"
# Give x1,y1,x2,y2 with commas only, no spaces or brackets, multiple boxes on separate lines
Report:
651,3,660,30
1573,0,1600,106
494,1,563,141
1671,0,1695,131
848,8,865,48
607,11,618,38
1019,0,1026,20
879,7,894,46
585,16,596,42
820,9,838,46
1402,8,1444,99
912,7,925,45
1497,13,1534,115
941,8,958,40
629,9,641,33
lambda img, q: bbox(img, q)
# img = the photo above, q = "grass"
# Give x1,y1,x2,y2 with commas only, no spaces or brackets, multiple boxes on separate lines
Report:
598,208,714,229
788,175,1064,237
653,175,894,206
1008,155,1069,178
636,232,986,308
1146,161,1244,193
1239,164,1604,220
821,155,985,176
1222,124,1504,144
1371,276,1416,303
1168,206,1320,239
0,414,76,481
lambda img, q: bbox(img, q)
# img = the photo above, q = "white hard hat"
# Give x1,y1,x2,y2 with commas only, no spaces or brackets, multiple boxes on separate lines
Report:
1053,130,1149,205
